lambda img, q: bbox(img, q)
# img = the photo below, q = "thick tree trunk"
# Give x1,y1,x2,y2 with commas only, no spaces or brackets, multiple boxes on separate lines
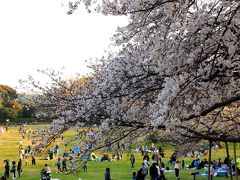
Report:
234,143,238,180
208,141,212,180
225,141,233,180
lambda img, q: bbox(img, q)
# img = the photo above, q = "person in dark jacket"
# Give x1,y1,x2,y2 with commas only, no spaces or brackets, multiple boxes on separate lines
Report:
143,152,150,162
130,154,135,168
4,162,10,179
136,168,145,180
105,167,112,180
11,161,16,179
31,153,36,165
17,159,22,178
62,158,67,172
223,157,229,165
150,163,158,180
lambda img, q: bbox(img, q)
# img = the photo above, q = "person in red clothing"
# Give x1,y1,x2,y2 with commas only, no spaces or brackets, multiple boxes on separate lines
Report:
218,158,222,168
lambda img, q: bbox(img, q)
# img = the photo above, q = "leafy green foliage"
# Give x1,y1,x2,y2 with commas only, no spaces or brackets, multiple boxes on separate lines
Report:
0,107,19,119
0,85,17,100
0,85,21,119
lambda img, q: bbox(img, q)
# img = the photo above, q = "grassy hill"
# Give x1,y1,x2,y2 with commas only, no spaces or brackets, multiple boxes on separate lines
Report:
0,125,239,180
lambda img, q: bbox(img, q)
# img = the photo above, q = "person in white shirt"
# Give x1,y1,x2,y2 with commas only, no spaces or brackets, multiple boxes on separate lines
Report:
20,148,25,159
174,160,181,180
210,166,216,180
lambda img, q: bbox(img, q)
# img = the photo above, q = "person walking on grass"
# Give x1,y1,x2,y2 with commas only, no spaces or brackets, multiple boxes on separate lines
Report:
142,162,149,178
175,161,181,180
56,158,61,173
130,154,135,168
31,153,36,165
210,166,216,180
4,162,10,179
11,161,16,179
17,159,22,178
62,158,67,173
136,168,145,180
150,163,158,180
82,160,87,172
105,167,112,180
25,154,28,165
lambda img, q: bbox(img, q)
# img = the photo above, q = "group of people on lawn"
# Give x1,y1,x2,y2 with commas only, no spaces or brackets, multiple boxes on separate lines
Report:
130,145,239,180
189,156,239,176
2,126,36,179
3,147,37,179
131,147,175,180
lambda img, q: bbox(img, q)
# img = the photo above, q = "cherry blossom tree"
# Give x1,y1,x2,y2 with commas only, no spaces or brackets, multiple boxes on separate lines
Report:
20,1,240,177
63,0,240,142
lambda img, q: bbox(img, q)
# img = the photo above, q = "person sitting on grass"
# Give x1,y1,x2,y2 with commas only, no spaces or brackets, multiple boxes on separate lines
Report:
210,166,216,180
101,154,111,162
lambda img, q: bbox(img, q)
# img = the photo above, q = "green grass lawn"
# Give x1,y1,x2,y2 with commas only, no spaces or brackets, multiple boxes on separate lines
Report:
0,125,239,180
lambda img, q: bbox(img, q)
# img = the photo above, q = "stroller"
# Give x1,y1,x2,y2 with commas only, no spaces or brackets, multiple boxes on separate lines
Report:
40,169,51,180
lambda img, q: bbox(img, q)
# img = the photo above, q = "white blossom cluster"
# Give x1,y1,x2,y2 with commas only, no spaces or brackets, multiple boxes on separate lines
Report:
21,0,240,150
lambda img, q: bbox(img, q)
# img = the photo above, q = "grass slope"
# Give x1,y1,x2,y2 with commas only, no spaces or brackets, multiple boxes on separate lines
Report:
0,125,239,180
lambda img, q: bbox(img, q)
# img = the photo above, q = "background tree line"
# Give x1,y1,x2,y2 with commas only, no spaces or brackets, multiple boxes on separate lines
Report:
0,85,36,121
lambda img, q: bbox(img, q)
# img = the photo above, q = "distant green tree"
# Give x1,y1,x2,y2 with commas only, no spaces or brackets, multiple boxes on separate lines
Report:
0,108,18,119
0,85,17,101
17,93,36,118
21,104,36,118
0,85,22,119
